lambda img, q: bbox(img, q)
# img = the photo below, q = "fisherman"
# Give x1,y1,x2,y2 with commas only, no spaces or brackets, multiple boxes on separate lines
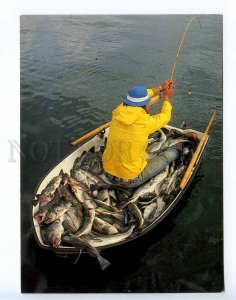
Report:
102,79,179,188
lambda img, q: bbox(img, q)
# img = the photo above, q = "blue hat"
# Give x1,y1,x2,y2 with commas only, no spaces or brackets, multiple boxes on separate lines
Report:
124,86,151,107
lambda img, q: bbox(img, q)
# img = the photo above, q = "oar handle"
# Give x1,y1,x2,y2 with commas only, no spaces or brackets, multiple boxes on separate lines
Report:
179,111,217,190
71,94,161,146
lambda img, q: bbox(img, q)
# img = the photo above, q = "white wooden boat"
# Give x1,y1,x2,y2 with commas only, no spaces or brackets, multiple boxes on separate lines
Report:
32,124,209,255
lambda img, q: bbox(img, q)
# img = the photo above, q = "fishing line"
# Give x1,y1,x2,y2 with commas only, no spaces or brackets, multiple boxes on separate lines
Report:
174,89,222,99
170,16,202,81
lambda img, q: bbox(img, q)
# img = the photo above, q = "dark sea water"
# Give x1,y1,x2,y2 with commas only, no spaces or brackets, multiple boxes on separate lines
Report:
20,15,223,293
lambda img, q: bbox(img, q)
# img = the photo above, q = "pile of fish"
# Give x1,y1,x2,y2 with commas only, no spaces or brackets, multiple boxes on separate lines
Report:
33,127,198,269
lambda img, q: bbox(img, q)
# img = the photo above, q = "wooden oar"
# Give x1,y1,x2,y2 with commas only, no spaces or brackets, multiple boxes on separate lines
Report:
71,122,110,146
70,94,161,146
179,111,217,190
144,94,161,113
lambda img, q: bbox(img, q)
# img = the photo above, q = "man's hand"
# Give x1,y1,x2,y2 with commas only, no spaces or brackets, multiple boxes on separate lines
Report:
163,82,174,100
161,79,173,91
149,79,173,98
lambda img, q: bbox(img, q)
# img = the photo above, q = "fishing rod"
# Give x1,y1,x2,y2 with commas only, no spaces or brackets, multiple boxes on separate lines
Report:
170,16,201,81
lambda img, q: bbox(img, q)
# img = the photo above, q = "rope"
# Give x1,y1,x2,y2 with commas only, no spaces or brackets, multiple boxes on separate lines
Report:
170,16,201,80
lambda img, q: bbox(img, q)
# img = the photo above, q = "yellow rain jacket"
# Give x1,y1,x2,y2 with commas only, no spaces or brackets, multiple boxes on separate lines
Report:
102,91,172,179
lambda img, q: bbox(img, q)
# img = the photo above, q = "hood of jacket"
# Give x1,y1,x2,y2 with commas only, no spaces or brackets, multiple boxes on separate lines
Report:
112,104,145,125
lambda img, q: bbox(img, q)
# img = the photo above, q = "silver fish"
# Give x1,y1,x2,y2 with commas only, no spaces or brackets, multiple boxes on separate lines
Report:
71,169,125,196
82,225,135,248
143,203,157,220
95,215,115,225
62,205,83,233
97,189,111,206
93,199,120,213
95,208,125,222
115,189,134,203
147,129,167,153
79,150,95,171
164,165,186,195
128,203,144,228
71,169,109,196
92,217,119,235
146,196,166,223
75,149,103,175
44,198,72,224
108,189,117,200
167,128,185,139
58,185,82,206
62,235,111,270
68,177,96,237
72,151,88,171
112,219,126,232
182,147,190,155
169,161,176,176
153,196,166,218
118,167,169,209
71,169,98,189
149,129,164,141
148,137,155,144
138,197,157,206
161,138,193,151
34,189,61,224
33,170,64,206
41,217,64,248
138,192,157,201
90,153,103,175
107,189,118,206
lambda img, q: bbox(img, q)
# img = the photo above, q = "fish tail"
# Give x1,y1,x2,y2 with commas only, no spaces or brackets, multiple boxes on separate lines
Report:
59,169,64,177
97,255,111,270
32,198,40,206
74,249,83,264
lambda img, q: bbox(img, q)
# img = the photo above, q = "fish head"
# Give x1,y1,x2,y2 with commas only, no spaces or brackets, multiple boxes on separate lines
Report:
41,219,64,248
44,211,57,224
40,194,54,207
52,236,61,248
34,211,47,224
68,177,87,194
47,231,62,248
